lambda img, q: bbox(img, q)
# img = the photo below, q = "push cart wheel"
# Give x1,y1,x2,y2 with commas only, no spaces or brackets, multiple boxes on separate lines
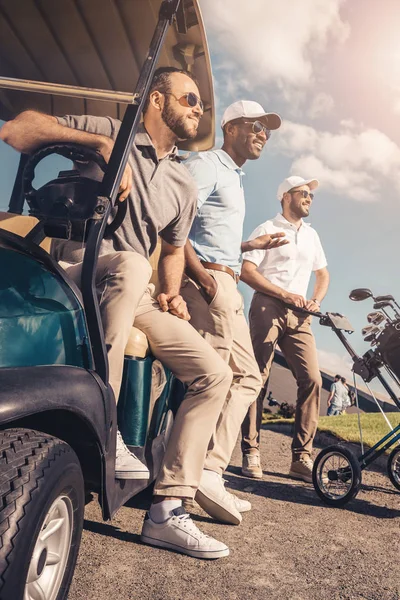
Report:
387,446,400,491
0,428,84,600
312,444,362,506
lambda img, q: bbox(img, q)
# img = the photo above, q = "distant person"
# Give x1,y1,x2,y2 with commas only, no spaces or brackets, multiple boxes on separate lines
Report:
240,175,330,483
327,374,346,416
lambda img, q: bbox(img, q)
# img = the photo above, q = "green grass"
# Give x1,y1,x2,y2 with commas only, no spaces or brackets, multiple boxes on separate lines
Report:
263,411,400,450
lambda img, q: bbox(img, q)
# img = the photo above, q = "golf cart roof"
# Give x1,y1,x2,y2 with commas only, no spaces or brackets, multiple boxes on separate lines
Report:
0,0,214,151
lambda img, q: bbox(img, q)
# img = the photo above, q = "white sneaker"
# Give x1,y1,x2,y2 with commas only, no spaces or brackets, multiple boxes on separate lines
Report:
195,470,242,525
115,430,150,480
141,507,229,559
228,485,251,513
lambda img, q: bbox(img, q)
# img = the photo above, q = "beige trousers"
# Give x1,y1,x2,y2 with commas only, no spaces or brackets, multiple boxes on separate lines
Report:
181,270,262,475
61,252,232,498
241,293,322,460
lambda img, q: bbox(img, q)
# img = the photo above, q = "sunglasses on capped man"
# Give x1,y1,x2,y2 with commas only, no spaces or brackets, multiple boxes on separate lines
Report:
289,189,314,200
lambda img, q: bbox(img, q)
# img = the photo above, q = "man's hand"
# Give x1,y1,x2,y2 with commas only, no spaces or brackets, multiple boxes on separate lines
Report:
200,275,218,305
305,299,320,312
283,292,307,308
242,232,288,253
157,293,190,320
98,137,133,202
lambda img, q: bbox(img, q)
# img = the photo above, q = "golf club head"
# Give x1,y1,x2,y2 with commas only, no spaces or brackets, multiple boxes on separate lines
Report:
362,324,380,337
367,311,386,325
349,288,373,302
364,331,379,343
373,301,391,310
375,294,394,303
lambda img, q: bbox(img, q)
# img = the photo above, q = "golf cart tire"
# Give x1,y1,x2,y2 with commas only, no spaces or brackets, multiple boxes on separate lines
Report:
312,444,362,507
0,428,84,600
387,446,400,491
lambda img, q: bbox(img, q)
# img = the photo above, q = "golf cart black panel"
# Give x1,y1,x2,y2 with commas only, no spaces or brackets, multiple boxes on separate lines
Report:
0,365,110,441
0,0,214,151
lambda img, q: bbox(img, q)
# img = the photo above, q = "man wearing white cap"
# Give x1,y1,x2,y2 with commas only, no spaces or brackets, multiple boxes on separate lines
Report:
181,100,286,524
240,176,330,483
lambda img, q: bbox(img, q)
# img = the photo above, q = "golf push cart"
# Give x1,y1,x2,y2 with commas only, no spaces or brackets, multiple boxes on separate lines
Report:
289,290,400,507
0,1,214,598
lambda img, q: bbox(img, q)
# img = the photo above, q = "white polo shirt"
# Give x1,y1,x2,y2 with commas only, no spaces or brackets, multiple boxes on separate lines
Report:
243,213,327,297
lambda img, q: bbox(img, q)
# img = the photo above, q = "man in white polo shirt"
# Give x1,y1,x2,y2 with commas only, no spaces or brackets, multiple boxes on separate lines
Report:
240,175,330,483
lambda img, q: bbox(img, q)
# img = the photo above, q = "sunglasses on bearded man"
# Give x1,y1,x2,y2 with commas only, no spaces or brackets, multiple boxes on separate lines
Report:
163,91,204,112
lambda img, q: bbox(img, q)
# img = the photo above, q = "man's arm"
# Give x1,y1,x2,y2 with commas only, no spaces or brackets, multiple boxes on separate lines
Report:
327,385,335,407
0,110,132,200
304,267,330,312
157,240,190,320
240,260,306,307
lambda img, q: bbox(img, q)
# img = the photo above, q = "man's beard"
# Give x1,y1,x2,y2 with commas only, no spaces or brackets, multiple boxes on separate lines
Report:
161,97,198,140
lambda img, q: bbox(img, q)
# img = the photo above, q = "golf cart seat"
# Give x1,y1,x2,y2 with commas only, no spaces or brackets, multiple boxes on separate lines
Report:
0,210,156,359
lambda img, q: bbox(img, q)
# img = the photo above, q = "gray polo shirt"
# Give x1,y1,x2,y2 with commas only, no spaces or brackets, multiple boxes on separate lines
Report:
51,116,197,263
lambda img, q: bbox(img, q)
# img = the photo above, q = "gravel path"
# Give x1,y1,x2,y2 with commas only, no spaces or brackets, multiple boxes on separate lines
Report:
69,428,400,600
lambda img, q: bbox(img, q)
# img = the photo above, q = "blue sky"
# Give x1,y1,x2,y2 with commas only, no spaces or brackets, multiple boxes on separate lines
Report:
0,0,399,394
199,0,400,391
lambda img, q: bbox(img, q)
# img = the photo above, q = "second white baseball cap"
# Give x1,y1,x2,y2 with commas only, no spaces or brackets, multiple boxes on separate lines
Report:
221,100,282,130
277,176,319,201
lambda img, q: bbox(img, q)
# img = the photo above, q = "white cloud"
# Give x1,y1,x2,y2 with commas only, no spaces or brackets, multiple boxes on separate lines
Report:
200,0,349,93
274,121,400,201
308,92,335,119
317,348,353,379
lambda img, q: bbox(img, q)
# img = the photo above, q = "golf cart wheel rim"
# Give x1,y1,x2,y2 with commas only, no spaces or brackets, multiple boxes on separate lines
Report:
25,494,73,600
391,449,400,485
316,451,355,500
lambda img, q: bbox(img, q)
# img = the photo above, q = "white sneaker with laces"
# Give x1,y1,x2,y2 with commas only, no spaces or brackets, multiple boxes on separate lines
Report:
115,430,150,480
141,506,229,559
195,469,243,525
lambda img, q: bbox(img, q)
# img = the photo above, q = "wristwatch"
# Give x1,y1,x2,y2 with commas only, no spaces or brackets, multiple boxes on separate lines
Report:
312,298,321,307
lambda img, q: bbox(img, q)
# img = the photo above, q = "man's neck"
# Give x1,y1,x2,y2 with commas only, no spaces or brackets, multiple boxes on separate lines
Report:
143,116,177,159
221,143,246,168
281,210,303,230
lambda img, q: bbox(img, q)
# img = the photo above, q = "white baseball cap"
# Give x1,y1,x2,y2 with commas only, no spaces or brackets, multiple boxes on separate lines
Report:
221,100,282,130
277,175,319,201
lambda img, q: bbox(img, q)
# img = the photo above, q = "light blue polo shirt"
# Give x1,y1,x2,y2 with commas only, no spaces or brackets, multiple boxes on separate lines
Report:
185,149,245,274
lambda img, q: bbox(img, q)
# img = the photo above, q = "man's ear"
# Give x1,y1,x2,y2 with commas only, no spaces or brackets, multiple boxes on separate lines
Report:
224,122,236,137
149,90,163,112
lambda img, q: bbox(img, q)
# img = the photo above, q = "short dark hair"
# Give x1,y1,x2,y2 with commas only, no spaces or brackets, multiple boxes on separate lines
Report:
341,377,347,383
143,66,199,113
335,374,341,379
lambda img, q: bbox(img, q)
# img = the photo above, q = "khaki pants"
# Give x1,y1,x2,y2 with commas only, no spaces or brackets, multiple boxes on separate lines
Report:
61,252,232,498
241,293,321,460
181,270,262,475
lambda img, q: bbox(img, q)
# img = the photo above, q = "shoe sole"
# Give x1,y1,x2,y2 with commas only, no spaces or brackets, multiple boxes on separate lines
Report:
241,468,263,479
115,471,150,480
140,534,229,559
195,489,242,525
288,470,312,484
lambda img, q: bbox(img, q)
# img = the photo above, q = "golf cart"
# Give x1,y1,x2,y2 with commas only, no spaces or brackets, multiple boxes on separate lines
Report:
0,1,214,598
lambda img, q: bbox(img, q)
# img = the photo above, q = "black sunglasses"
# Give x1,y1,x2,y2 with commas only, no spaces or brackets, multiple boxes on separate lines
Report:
289,190,314,200
163,91,204,112
242,120,271,139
